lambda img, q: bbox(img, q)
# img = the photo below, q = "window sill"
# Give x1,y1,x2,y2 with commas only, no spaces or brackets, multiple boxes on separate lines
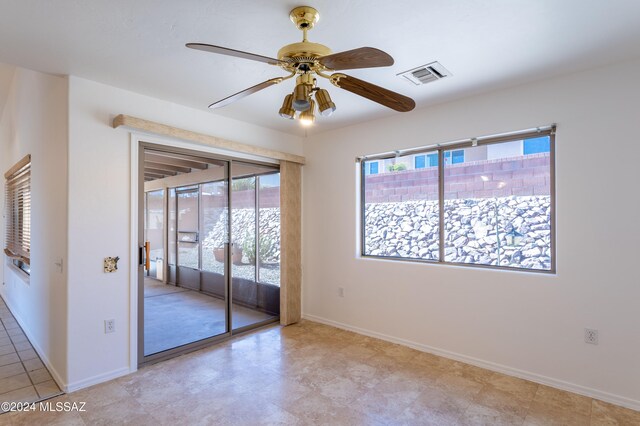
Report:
5,259,30,285
359,254,556,275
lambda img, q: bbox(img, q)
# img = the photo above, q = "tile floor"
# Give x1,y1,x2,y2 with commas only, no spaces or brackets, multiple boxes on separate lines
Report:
144,278,274,355
2,320,639,425
0,299,62,409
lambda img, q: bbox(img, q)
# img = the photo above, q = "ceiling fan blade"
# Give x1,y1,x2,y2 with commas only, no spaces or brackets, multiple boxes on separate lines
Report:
330,74,415,112
186,43,284,65
209,78,283,109
319,47,394,70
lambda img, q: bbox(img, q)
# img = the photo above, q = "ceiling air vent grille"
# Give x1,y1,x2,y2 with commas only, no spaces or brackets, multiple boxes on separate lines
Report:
397,62,451,86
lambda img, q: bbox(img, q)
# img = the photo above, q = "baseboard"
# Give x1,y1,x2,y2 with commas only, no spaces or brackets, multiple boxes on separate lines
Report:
2,297,67,392
65,367,131,393
302,313,640,412
2,296,131,394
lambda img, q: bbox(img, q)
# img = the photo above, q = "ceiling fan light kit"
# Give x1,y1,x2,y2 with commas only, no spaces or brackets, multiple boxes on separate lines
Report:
316,88,336,117
186,6,415,127
298,99,316,126
292,73,313,111
278,94,295,119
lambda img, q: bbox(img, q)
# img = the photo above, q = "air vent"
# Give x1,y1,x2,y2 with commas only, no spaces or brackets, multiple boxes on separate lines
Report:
397,62,452,86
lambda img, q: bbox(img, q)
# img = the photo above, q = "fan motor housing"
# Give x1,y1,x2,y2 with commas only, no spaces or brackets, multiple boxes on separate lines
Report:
278,42,332,62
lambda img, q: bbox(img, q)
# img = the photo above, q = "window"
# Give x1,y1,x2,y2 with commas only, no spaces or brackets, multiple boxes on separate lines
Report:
361,129,555,272
523,136,550,155
415,155,426,169
4,155,31,275
424,150,464,167
368,162,379,175
450,149,465,164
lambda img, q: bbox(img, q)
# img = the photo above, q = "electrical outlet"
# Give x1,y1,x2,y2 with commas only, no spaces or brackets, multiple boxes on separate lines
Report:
585,328,598,345
338,287,345,297
105,319,115,334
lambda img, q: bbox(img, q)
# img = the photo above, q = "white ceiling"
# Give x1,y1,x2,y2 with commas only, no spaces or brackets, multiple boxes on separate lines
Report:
1,1,639,136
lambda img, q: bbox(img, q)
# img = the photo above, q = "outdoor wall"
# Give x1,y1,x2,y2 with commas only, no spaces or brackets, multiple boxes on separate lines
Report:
0,68,69,386
365,153,550,202
66,76,303,390
302,58,640,409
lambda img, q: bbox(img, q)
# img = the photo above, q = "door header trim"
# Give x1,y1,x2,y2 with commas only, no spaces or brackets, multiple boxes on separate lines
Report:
114,114,306,165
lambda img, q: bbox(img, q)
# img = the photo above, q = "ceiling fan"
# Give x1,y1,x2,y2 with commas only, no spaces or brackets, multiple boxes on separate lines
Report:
186,6,415,126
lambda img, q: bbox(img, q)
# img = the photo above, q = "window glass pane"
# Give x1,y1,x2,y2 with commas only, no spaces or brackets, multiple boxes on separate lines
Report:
427,154,438,167
415,155,426,169
369,162,378,174
201,181,228,273
146,190,164,279
363,152,439,260
177,189,199,269
443,141,551,270
258,173,280,286
231,177,256,282
451,150,465,164
523,136,551,155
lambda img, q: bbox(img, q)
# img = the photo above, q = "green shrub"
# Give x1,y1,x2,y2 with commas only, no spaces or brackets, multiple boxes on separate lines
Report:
242,231,274,264
387,163,407,172
232,178,256,191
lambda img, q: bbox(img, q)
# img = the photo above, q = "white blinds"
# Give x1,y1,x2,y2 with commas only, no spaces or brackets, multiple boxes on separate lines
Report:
4,155,31,265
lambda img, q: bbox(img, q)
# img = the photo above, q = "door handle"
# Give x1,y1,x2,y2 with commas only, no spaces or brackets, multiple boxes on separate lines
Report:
144,241,151,270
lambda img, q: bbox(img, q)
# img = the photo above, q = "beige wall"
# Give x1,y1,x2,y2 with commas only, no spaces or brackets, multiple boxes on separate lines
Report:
66,76,303,390
0,68,69,386
303,59,640,409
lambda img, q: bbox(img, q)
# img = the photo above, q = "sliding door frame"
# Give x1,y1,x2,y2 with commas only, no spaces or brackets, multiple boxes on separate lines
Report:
131,134,281,369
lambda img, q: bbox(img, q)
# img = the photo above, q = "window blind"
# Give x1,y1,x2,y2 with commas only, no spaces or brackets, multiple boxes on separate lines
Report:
4,155,31,265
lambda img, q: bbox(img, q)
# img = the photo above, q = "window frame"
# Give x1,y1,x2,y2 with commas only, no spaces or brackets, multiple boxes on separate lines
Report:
4,154,32,276
359,128,556,274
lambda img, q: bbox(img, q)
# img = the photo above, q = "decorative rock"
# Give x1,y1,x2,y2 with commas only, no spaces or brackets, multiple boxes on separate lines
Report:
401,223,413,232
203,207,281,264
364,195,551,270
453,236,468,247
523,247,541,258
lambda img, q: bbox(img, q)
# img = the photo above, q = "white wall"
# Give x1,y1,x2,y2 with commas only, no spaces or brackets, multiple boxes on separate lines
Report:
0,63,16,117
303,59,640,409
66,76,303,390
0,68,69,385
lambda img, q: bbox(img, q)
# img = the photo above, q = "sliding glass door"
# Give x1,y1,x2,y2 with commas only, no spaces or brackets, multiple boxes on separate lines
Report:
140,147,280,363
